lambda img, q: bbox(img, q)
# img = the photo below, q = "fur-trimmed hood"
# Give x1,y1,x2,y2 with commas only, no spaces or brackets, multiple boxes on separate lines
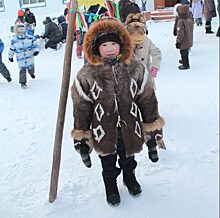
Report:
177,4,190,18
83,17,133,66
173,3,182,16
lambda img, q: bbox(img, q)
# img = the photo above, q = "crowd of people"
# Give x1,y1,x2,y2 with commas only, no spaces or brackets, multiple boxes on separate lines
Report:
0,0,219,206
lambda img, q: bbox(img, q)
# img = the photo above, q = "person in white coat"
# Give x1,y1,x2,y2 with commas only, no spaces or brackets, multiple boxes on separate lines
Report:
192,0,203,26
125,13,162,86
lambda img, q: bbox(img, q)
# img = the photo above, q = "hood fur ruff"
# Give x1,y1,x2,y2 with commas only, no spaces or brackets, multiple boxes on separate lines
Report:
83,17,133,66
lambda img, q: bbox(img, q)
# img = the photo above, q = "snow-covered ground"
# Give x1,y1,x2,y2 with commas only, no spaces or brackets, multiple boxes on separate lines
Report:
0,14,219,218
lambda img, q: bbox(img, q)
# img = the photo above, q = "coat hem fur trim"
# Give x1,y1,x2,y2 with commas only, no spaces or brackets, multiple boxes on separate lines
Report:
71,129,93,153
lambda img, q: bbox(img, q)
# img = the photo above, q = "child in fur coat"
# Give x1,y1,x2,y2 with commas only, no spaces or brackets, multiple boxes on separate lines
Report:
175,4,193,70
71,17,165,206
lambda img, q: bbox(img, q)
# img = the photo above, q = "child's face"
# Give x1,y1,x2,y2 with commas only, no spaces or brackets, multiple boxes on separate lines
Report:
99,41,120,58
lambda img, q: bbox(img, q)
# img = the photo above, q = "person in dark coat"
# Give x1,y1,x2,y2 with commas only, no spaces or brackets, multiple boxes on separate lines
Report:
41,17,62,49
24,8,36,26
119,0,140,22
57,15,68,42
203,0,217,33
24,8,36,35
71,18,165,206
175,4,193,70
0,38,11,82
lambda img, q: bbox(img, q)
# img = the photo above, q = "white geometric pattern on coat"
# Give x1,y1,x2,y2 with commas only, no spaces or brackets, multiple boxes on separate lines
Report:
135,121,142,138
130,102,138,118
94,103,104,122
130,78,138,98
93,125,105,142
90,81,103,100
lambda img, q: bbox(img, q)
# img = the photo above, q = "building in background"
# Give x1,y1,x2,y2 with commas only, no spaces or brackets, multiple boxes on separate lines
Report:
0,0,177,20
154,0,176,9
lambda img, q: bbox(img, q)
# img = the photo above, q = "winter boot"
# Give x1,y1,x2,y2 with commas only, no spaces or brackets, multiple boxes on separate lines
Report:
21,83,27,89
178,65,190,70
30,74,35,79
180,49,190,70
119,157,142,196
123,170,142,196
6,77,12,82
179,60,183,64
147,139,159,163
205,21,214,34
100,154,121,206
206,28,214,34
102,169,121,206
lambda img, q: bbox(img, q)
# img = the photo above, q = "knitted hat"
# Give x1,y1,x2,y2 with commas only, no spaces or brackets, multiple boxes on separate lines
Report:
18,10,24,17
25,8,30,12
15,23,26,35
93,31,122,54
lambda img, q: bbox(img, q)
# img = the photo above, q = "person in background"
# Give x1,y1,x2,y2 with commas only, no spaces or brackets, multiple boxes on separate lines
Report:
0,38,11,82
8,23,39,88
71,17,165,206
175,4,193,70
15,10,25,24
192,0,203,26
64,7,69,21
203,0,217,34
119,0,141,23
75,5,88,59
57,15,68,42
173,1,193,36
41,17,62,50
24,8,36,26
24,8,36,35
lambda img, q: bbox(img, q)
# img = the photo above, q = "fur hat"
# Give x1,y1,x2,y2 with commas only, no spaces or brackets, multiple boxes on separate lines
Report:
14,23,26,35
83,17,133,65
125,13,147,35
17,10,24,17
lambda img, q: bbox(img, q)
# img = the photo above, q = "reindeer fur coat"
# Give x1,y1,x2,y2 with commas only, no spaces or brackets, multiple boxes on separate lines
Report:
71,18,164,157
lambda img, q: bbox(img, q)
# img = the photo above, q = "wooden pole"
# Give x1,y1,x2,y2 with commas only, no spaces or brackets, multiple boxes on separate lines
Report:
49,0,78,203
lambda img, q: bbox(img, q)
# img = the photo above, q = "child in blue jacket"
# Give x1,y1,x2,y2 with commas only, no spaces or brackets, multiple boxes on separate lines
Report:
0,38,11,82
8,23,39,88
